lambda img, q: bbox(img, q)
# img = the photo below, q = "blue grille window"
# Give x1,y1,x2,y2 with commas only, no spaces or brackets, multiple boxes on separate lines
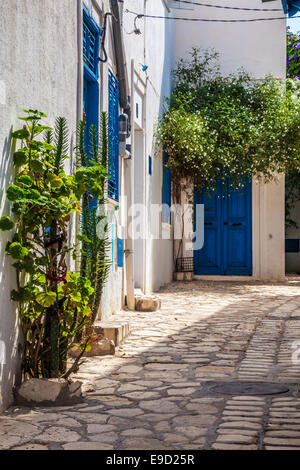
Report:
162,150,172,224
83,5,100,81
108,71,120,201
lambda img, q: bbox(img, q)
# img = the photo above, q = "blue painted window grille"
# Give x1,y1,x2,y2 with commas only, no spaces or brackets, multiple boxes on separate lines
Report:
83,5,100,81
162,150,172,224
108,70,120,201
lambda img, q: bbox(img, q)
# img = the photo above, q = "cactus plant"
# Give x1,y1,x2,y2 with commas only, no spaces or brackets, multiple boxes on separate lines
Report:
76,113,111,325
1,110,107,379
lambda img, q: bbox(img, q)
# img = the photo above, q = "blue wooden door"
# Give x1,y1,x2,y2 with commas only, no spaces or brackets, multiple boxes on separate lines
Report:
194,181,223,275
194,179,252,275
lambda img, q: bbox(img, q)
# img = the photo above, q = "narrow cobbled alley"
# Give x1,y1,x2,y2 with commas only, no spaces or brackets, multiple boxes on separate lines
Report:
1,280,300,451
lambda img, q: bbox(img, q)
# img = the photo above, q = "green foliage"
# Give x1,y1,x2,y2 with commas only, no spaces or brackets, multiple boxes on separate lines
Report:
287,27,300,80
7,242,29,260
36,291,57,308
54,117,69,174
156,49,300,194
0,216,14,231
13,151,27,167
0,109,108,379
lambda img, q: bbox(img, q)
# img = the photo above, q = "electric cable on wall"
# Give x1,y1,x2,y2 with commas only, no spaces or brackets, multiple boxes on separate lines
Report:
125,10,293,23
168,0,282,12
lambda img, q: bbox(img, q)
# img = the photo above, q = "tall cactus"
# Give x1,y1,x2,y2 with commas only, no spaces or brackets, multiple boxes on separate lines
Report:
77,113,111,324
1,109,107,379
48,117,69,377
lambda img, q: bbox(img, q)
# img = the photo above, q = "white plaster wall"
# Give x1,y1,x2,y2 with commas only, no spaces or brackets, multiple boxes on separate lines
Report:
172,0,286,281
0,0,78,411
173,0,286,79
122,0,174,293
85,0,174,312
252,176,285,281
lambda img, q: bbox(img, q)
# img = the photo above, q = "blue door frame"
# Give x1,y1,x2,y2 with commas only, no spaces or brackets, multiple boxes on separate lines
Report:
194,179,252,276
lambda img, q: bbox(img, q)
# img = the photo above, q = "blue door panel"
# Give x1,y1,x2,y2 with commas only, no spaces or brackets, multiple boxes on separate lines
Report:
194,179,252,276
224,180,252,275
194,182,222,274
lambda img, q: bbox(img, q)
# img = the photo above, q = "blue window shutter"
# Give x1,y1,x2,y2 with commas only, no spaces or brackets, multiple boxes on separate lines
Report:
82,7,100,214
83,6,100,161
117,238,124,267
108,70,120,201
162,150,171,224
83,5,100,81
149,156,152,175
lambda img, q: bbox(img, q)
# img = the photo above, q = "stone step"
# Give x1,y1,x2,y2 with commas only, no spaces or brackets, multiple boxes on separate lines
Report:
93,321,131,347
69,338,115,358
135,295,161,312
175,272,194,281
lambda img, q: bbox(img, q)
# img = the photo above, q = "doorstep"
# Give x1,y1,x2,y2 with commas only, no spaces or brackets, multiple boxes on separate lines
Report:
93,321,131,347
193,275,256,281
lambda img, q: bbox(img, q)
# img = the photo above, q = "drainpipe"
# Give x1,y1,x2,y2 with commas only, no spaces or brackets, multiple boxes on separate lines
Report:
109,0,135,310
109,0,131,125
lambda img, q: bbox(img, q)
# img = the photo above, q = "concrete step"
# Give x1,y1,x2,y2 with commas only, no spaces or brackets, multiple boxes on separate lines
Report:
135,295,161,312
175,272,194,281
69,338,115,358
93,321,131,347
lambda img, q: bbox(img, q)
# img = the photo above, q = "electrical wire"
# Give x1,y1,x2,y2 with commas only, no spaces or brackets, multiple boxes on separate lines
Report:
125,9,296,23
168,0,282,12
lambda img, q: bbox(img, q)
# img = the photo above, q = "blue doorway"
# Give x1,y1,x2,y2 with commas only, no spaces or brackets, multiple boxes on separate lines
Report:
194,179,252,276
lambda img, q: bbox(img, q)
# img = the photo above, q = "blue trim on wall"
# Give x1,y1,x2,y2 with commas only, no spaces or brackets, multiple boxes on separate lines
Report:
162,150,171,224
149,155,152,175
282,0,300,16
117,238,124,268
282,0,288,13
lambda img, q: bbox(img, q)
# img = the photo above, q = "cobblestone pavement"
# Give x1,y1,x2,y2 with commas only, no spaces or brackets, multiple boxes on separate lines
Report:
2,280,300,450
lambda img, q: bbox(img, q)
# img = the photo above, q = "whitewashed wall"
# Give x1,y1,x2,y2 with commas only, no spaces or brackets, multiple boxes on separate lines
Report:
94,0,175,310
173,0,286,78
0,0,78,411
122,0,174,294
